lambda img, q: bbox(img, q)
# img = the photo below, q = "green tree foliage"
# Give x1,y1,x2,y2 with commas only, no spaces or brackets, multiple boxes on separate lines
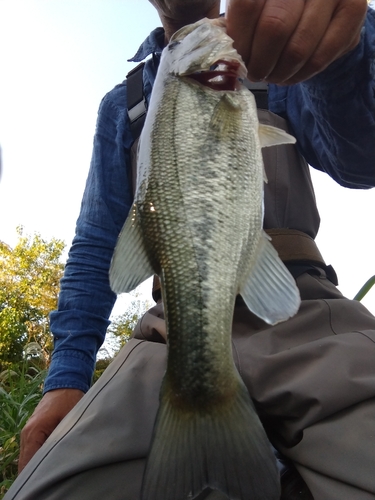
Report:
0,227,65,370
107,294,151,351
94,295,151,381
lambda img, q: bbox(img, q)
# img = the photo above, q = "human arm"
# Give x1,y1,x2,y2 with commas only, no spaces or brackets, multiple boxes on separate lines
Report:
45,83,133,394
18,83,134,470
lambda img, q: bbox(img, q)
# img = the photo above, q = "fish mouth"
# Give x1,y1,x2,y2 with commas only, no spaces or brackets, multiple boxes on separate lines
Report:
187,59,243,92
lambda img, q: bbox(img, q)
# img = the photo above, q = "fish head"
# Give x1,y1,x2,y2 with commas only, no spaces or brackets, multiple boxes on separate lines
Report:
165,18,247,91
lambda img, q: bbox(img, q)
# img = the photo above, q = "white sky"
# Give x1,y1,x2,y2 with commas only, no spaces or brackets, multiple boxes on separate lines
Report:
0,0,374,316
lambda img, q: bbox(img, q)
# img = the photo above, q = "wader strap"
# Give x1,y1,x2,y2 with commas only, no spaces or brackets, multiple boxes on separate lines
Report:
265,229,325,264
130,137,140,197
126,62,147,141
243,80,268,110
152,275,162,303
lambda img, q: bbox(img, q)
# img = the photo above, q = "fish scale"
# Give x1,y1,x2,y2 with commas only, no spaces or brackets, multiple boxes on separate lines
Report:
110,17,300,500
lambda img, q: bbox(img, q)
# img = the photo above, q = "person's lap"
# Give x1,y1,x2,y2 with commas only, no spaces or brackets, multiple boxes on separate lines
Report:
5,271,375,500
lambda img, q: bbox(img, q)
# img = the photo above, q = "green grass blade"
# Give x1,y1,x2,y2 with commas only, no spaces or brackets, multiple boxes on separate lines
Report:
353,275,375,301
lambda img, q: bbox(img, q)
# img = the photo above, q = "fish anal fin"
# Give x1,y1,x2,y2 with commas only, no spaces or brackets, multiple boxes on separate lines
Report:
109,204,154,294
141,377,280,500
240,232,301,325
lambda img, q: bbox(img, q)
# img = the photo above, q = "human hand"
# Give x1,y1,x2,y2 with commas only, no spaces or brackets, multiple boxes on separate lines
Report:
225,0,368,84
18,388,84,473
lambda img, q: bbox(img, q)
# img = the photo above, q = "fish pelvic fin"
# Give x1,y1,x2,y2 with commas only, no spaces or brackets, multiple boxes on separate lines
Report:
141,377,280,500
240,232,301,325
258,124,296,148
109,203,154,294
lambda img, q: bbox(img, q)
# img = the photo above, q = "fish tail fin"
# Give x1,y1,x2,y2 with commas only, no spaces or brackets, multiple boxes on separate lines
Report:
141,378,280,500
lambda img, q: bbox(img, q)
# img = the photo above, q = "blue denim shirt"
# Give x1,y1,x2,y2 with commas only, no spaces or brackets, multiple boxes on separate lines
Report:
46,10,375,394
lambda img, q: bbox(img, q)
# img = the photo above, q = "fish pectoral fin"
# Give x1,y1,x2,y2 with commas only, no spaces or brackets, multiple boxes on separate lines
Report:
258,124,296,148
109,205,154,294
210,94,241,135
240,232,301,325
141,377,280,500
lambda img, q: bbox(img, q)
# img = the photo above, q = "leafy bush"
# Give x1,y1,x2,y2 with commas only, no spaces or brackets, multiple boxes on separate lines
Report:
0,363,46,498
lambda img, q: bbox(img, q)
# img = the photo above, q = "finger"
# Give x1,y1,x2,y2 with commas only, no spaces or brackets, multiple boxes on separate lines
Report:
246,0,306,81
265,0,336,83
225,0,266,68
275,0,368,84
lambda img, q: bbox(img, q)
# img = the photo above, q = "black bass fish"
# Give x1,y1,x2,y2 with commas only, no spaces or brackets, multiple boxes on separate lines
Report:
110,17,300,500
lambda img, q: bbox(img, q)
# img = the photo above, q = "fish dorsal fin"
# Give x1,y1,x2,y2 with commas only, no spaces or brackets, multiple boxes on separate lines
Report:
258,124,296,148
239,232,300,325
109,204,154,294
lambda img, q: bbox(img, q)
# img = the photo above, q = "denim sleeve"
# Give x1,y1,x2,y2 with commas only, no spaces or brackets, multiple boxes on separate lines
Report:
270,8,375,189
44,83,134,393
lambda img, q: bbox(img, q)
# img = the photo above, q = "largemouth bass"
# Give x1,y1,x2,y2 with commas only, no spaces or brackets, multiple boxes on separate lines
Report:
110,17,300,500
